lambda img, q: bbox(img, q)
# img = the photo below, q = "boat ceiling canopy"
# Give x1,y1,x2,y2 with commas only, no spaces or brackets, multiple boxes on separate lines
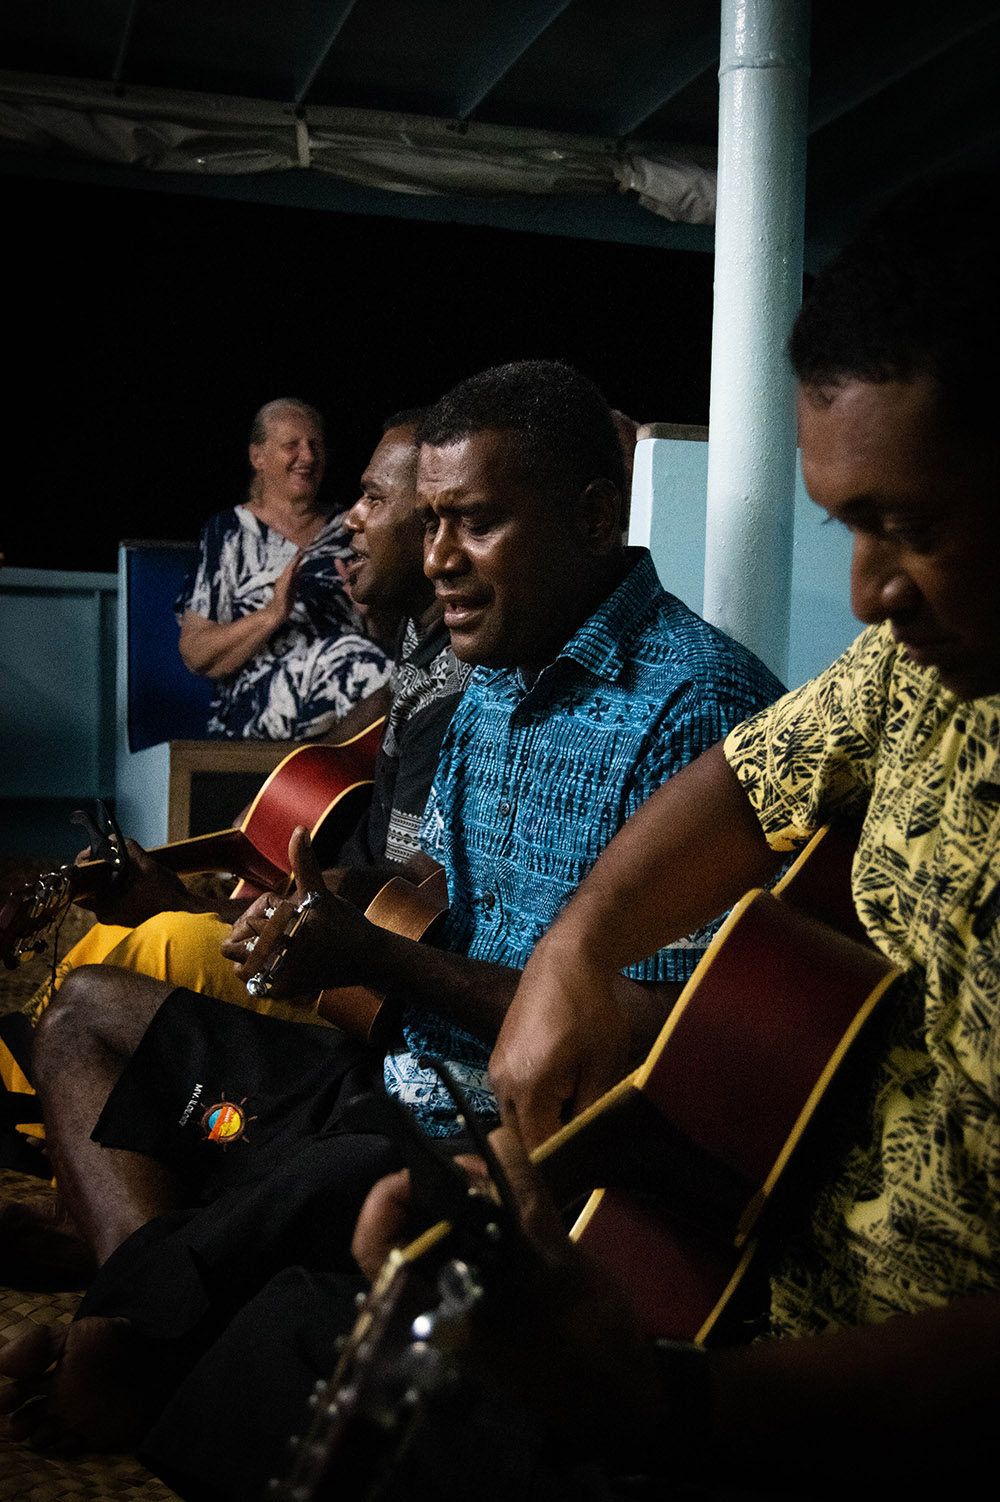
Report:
1,1,997,269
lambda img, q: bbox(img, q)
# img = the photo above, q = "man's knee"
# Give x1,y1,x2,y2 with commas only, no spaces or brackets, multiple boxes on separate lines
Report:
34,965,171,1080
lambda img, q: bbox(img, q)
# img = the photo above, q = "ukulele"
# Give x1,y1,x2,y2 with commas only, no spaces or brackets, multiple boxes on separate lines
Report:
243,862,450,1045
0,720,383,969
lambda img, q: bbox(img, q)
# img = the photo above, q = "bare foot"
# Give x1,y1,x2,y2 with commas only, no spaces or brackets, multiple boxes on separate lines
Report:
0,1316,159,1452
0,1184,96,1290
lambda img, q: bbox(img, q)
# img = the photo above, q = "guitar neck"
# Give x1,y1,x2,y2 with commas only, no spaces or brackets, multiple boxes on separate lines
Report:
150,828,288,891
1,730,386,969
59,829,288,911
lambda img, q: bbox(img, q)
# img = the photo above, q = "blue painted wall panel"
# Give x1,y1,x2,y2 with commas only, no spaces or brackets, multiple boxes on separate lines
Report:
629,436,858,690
0,568,116,801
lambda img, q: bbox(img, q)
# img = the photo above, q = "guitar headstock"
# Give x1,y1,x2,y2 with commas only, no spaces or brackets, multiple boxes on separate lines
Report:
0,868,76,969
273,1239,488,1502
271,1066,535,1501
0,802,127,969
244,889,322,1000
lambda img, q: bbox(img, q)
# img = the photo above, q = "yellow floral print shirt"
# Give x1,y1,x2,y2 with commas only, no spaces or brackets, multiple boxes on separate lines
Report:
724,621,1000,1336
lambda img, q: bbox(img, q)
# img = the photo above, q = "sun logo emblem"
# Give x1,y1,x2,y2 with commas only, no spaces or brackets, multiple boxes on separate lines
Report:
199,1094,256,1147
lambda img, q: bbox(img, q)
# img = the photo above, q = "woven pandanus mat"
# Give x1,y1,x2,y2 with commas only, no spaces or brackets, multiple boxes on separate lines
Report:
0,1247,180,1499
0,1440,179,1501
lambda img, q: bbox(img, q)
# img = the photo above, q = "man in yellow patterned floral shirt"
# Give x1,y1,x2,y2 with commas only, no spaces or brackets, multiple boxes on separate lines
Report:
478,177,1000,1492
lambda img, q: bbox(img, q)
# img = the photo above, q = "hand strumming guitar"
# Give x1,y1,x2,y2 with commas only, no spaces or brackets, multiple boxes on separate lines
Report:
222,825,385,998
348,1120,671,1469
488,941,633,1152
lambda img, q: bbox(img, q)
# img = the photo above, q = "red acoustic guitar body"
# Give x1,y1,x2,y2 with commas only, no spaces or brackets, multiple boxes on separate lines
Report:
228,722,384,899
534,824,899,1343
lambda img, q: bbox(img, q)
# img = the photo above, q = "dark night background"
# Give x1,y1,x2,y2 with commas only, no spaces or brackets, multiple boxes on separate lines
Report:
4,168,715,574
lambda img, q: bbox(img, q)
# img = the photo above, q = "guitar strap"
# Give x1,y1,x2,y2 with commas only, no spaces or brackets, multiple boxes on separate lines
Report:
335,1060,528,1274
334,1069,493,1236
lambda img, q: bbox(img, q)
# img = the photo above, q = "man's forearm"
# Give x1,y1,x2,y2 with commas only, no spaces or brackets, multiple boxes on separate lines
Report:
363,926,520,1041
704,1291,1000,1486
362,927,680,1055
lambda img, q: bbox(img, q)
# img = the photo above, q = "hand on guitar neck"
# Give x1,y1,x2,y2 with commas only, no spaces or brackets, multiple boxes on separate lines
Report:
347,1119,666,1465
74,838,216,929
1,731,384,970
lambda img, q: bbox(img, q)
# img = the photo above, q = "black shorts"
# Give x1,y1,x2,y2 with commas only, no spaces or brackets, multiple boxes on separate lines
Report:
94,987,379,1199
142,1265,553,1502
80,989,403,1346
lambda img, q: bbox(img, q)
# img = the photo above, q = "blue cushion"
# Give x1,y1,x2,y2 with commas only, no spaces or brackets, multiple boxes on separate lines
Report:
126,543,214,752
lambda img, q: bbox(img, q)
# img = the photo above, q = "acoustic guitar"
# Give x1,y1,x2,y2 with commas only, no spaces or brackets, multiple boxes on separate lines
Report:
0,720,383,970
317,866,449,1043
243,863,451,1045
272,824,903,1500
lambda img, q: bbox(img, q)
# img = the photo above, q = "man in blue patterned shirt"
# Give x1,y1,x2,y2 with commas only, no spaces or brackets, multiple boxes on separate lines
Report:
0,361,782,1466
375,369,784,1135
228,359,784,1139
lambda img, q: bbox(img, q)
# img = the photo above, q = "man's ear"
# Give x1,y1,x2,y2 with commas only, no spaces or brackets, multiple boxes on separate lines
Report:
578,479,625,555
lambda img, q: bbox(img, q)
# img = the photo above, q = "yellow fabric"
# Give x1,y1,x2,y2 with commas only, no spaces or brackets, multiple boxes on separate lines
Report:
0,1045,32,1096
22,924,132,1024
0,1030,40,1138
22,914,326,1035
724,621,1000,1336
106,912,263,1007
15,912,324,1145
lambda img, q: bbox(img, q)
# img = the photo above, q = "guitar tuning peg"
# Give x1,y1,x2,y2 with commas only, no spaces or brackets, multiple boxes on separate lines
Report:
70,801,129,882
70,807,112,860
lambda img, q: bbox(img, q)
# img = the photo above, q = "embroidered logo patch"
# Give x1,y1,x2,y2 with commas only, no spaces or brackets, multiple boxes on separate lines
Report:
199,1094,255,1147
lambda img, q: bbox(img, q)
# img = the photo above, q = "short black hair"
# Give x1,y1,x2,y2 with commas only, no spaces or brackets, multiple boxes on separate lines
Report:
789,174,998,437
381,407,427,436
418,359,626,499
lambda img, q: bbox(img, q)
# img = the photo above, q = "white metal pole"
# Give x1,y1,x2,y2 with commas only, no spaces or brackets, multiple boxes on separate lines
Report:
703,0,810,680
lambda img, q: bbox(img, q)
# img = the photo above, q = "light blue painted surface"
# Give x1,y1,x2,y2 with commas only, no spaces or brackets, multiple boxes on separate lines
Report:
704,0,809,681
629,438,709,617
787,472,857,688
629,436,857,690
0,567,117,801
114,741,172,851
1,566,117,859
